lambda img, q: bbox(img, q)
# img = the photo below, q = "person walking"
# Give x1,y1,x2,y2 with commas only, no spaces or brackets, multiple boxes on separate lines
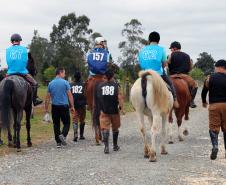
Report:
71,71,86,142
202,59,226,160
96,69,124,154
45,67,75,148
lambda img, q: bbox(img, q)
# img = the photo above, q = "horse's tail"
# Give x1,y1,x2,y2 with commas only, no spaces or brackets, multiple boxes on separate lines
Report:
139,70,170,113
1,79,14,128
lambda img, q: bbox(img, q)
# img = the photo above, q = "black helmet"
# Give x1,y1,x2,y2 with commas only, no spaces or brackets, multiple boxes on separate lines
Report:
10,33,22,42
169,41,181,49
148,31,160,43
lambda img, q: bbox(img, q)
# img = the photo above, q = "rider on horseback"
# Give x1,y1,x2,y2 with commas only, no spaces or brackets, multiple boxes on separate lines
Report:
86,36,110,145
6,33,43,106
168,41,198,108
138,31,179,108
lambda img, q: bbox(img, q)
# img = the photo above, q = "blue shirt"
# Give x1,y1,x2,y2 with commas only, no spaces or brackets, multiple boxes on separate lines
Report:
6,45,28,75
138,44,167,75
48,77,71,105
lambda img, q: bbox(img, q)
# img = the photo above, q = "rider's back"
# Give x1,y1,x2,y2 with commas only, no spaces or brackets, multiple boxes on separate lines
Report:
6,45,28,75
168,51,190,75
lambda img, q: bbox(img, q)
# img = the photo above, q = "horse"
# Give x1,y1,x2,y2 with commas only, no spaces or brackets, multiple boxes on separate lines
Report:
0,75,33,151
85,75,106,144
130,70,173,162
168,75,191,143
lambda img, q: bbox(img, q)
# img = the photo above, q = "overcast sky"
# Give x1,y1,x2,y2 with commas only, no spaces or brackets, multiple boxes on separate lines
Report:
0,0,226,68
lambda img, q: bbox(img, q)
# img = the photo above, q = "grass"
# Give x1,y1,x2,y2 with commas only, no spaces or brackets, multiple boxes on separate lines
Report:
0,86,134,156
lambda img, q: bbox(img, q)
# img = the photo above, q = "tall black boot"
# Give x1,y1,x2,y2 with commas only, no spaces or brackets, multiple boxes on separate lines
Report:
79,123,85,140
223,133,226,158
102,130,109,154
32,85,43,106
209,130,218,160
113,131,120,151
190,87,198,108
73,123,78,142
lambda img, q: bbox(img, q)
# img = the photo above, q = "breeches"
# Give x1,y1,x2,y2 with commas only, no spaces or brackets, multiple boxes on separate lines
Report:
209,103,226,133
72,107,86,123
100,112,121,131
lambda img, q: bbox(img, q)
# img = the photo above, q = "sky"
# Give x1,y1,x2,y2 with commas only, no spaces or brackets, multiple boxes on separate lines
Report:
0,0,226,68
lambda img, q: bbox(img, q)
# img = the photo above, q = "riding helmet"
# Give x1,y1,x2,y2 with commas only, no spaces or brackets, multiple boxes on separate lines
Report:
10,33,22,42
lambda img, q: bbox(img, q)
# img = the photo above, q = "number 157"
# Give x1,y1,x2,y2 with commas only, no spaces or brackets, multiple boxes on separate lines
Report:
93,53,104,61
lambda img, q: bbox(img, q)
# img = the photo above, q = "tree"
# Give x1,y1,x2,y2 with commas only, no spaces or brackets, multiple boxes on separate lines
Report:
189,67,205,81
118,19,148,80
194,52,215,75
29,30,54,81
50,12,93,76
43,66,56,82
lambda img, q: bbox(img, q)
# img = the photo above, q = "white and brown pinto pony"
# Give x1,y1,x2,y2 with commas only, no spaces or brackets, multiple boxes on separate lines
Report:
130,70,173,162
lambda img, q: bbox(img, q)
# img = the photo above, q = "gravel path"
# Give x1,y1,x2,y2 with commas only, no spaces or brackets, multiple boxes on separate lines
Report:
0,91,226,185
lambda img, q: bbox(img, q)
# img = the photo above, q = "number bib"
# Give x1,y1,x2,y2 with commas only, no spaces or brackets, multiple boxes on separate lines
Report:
87,48,109,75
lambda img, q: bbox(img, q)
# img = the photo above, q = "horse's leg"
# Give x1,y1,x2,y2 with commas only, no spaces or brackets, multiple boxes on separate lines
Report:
149,113,160,162
25,104,32,147
161,114,168,155
7,127,13,147
0,128,3,146
183,104,190,136
138,111,149,158
177,119,183,141
168,109,174,144
15,110,23,152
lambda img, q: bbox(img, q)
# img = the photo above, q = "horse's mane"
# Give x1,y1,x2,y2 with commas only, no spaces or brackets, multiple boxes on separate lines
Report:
139,70,170,113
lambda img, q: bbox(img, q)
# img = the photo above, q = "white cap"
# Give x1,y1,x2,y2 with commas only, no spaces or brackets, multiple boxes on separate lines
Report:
95,37,106,45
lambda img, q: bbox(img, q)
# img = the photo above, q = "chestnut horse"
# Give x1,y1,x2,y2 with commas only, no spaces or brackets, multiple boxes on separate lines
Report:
168,75,191,143
84,75,106,145
130,70,173,162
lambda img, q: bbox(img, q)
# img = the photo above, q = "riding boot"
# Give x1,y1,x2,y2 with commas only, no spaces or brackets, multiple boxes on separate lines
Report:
190,87,198,108
79,122,85,140
32,85,43,106
223,132,226,158
113,131,120,151
73,123,78,142
102,130,109,154
209,130,219,160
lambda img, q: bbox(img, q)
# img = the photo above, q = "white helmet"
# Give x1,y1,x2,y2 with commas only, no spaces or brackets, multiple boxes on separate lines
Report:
95,37,106,45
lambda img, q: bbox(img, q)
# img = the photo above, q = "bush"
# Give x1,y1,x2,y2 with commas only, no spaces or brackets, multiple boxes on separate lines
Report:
189,68,205,81
43,66,56,81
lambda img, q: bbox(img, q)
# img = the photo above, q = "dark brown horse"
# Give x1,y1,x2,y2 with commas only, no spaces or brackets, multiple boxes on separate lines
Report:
168,75,191,143
0,75,33,151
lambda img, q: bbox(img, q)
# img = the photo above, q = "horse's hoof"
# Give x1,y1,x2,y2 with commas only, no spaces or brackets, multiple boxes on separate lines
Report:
149,157,157,162
17,148,21,152
183,130,189,136
144,154,149,158
27,142,32,147
178,136,184,141
161,151,168,155
168,141,174,144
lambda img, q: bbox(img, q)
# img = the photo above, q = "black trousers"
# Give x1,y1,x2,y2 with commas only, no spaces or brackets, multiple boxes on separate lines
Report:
51,105,70,143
